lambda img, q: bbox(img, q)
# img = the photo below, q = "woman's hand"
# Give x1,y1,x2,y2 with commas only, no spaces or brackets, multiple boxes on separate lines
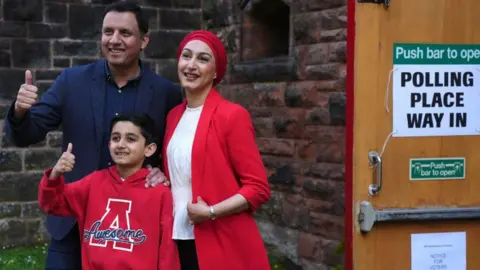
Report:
145,165,169,188
187,196,211,224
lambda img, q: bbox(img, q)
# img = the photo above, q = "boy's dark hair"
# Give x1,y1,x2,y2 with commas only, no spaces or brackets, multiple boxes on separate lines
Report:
110,113,157,145
103,0,149,34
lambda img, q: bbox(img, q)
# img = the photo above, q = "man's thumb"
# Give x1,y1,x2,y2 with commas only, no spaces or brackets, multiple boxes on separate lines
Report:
66,143,73,153
25,70,33,85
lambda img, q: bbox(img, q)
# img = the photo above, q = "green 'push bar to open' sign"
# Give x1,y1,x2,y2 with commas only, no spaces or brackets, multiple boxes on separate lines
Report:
410,157,465,181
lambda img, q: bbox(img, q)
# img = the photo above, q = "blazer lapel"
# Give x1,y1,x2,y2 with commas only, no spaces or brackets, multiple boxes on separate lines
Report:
162,100,187,180
134,70,154,115
191,89,222,200
91,60,106,151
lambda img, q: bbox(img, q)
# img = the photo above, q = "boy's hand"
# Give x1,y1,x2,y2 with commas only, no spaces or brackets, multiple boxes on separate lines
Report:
50,143,75,180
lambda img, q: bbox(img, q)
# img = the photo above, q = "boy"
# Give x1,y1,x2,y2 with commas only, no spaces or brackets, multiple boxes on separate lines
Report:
38,114,180,270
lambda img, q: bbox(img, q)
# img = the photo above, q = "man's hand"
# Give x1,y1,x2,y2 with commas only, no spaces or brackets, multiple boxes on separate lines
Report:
187,197,210,224
14,70,38,119
50,143,75,180
145,165,169,188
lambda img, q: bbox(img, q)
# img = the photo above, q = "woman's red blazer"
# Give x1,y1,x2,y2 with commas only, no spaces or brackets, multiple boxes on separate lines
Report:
162,89,271,270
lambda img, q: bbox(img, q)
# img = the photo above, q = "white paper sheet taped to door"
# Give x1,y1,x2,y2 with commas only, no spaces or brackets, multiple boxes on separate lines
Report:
411,231,466,270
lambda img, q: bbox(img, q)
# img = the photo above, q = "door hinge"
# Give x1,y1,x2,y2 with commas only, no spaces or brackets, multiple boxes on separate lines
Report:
357,0,391,8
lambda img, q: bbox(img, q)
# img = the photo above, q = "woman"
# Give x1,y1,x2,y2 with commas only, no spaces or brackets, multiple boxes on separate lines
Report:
162,30,271,270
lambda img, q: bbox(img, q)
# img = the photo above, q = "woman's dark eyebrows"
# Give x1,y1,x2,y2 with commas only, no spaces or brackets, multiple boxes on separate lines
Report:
183,48,212,58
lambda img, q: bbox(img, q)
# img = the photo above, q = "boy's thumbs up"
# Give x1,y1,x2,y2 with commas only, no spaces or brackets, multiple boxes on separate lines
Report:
66,143,73,153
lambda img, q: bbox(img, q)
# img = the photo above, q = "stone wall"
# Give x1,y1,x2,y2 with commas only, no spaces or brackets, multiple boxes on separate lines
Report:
0,0,201,247
0,0,347,269
204,0,347,269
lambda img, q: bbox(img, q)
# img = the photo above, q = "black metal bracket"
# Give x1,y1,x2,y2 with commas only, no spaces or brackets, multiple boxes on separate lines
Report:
357,0,391,8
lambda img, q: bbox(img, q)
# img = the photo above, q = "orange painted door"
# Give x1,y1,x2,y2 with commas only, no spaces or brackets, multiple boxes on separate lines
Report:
352,0,480,269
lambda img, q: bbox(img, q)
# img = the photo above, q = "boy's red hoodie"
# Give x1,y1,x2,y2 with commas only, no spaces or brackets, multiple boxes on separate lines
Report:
38,166,180,270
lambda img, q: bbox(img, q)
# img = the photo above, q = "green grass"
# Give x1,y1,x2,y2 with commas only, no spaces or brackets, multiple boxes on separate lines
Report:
0,244,285,269
0,244,47,270
266,244,286,270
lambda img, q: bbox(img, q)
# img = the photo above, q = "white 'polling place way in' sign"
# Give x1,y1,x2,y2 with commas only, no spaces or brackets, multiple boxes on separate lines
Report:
392,43,480,137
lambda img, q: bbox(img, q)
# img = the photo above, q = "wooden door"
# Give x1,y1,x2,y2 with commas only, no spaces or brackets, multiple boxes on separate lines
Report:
347,0,480,269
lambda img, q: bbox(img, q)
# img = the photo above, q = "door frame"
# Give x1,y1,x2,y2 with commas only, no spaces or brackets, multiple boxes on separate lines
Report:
344,0,356,269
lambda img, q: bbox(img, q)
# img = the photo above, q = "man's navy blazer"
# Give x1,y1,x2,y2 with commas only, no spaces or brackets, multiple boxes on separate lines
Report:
3,59,183,240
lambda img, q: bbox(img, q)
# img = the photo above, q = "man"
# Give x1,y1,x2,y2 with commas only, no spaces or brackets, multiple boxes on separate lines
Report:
3,1,180,269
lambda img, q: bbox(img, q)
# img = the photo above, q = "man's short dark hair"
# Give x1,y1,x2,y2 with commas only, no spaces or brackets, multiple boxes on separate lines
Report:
110,113,157,145
103,0,149,34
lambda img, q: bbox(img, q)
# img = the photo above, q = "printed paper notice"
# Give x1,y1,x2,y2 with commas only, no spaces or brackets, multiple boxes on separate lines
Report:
411,232,466,270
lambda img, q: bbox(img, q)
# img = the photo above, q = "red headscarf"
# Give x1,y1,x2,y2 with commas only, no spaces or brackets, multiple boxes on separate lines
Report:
176,30,227,86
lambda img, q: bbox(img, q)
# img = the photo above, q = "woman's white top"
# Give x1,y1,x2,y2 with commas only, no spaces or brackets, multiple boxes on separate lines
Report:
167,105,203,240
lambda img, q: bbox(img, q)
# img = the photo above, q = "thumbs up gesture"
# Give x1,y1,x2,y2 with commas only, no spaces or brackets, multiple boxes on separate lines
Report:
50,143,75,180
14,70,38,119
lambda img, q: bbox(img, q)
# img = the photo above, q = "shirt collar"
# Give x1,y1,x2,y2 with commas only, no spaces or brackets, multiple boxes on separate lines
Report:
104,60,144,83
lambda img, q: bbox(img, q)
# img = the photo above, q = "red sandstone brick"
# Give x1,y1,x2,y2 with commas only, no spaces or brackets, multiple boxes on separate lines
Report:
252,117,274,138
261,155,304,175
291,0,347,13
305,198,335,213
317,142,344,163
304,125,345,142
308,212,344,239
256,138,295,157
296,140,317,161
272,108,306,139
253,82,286,107
305,162,345,180
298,232,321,259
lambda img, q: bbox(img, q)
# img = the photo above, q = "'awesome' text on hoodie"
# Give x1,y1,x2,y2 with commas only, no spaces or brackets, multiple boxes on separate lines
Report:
38,166,180,270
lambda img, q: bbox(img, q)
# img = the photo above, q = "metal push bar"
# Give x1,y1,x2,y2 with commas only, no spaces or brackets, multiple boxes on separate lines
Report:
358,201,480,233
